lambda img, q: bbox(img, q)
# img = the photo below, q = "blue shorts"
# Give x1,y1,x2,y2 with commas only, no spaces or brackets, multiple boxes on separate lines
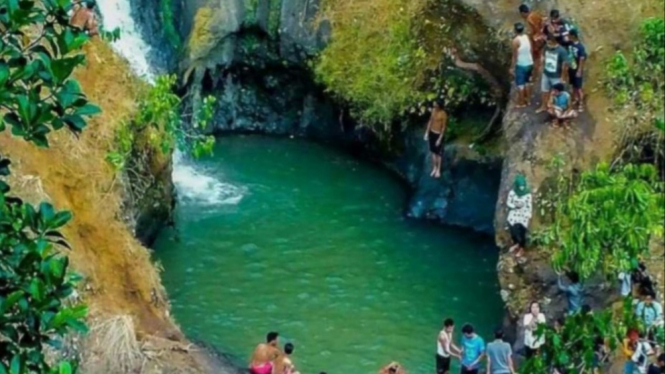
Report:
515,65,533,87
569,69,583,89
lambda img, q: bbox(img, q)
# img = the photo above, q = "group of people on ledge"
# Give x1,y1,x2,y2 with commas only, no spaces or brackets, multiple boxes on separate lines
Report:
504,173,664,374
512,5,586,127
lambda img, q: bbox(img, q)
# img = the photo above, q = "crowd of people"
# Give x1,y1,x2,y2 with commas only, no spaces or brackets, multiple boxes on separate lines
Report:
512,5,587,128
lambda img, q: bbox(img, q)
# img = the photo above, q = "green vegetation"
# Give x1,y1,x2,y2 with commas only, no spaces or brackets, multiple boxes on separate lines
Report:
313,0,495,131
605,17,664,164
158,0,181,48
537,162,664,279
106,75,216,171
1,0,96,372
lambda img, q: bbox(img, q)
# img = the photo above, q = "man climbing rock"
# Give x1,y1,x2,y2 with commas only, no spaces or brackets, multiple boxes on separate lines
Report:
423,99,448,178
69,0,99,37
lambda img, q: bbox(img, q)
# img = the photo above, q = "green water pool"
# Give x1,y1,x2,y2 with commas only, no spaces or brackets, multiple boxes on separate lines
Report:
153,136,503,374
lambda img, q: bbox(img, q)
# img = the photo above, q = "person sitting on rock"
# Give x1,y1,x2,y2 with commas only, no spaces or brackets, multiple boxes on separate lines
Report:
249,331,281,374
547,82,577,127
506,174,532,258
69,0,99,36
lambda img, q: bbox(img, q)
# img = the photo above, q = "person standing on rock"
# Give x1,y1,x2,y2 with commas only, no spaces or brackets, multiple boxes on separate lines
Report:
523,301,546,359
567,29,587,112
486,328,515,374
249,331,281,374
536,35,570,114
460,324,486,374
518,4,546,81
511,22,534,108
506,174,532,258
437,318,461,374
424,99,448,179
557,271,583,315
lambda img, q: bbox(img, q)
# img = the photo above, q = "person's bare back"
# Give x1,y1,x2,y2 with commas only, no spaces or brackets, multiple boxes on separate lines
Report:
250,343,279,367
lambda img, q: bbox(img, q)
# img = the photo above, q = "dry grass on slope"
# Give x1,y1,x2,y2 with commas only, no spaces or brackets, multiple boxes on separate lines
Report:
0,40,211,373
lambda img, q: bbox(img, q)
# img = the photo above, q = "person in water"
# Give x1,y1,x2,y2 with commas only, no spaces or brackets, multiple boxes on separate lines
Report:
69,0,99,36
274,342,300,374
249,331,281,374
511,22,534,108
460,324,486,374
506,174,532,258
437,318,461,374
519,4,545,79
379,361,406,374
424,99,448,178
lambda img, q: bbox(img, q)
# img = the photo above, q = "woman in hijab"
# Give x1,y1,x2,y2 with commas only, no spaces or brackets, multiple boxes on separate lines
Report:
507,174,533,258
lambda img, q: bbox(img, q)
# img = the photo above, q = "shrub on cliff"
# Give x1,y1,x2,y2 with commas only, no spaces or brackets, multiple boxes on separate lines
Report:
605,17,665,165
538,162,664,279
1,0,97,372
313,0,496,131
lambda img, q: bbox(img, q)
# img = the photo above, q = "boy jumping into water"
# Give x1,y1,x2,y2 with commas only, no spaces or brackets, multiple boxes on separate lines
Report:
424,99,448,178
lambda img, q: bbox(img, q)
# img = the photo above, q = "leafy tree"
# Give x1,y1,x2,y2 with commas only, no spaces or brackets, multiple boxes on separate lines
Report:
1,0,97,372
106,74,216,171
605,17,664,165
537,162,664,279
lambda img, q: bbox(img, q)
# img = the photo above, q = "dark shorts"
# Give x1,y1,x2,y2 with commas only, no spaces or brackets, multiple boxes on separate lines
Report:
569,69,583,89
460,368,478,374
436,355,451,374
509,223,527,248
515,65,533,87
428,131,443,155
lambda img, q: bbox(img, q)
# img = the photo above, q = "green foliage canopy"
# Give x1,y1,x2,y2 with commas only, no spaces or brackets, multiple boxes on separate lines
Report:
1,0,95,372
540,163,664,279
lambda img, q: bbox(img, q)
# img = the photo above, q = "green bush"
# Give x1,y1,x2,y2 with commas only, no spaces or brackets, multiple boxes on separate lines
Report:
537,162,664,279
1,0,96,371
605,17,664,164
106,74,216,171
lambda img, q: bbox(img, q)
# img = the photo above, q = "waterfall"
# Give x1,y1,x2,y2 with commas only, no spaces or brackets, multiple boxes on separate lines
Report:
97,0,155,81
97,0,244,206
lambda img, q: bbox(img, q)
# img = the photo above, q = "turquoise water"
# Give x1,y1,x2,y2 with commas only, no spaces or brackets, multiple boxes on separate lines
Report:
153,136,503,374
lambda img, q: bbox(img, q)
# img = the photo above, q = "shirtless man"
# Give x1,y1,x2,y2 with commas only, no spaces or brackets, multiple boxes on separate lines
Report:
69,0,99,36
249,331,281,374
519,4,545,80
423,99,448,178
274,343,301,374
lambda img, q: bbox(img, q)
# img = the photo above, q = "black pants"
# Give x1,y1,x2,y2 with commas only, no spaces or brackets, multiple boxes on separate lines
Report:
525,346,538,359
460,368,478,374
510,223,527,248
436,354,451,374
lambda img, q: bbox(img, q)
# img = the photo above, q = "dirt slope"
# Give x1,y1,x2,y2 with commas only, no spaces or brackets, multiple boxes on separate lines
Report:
0,40,220,373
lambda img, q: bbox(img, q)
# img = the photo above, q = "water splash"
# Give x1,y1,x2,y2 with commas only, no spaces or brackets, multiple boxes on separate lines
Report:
172,152,245,206
97,0,154,81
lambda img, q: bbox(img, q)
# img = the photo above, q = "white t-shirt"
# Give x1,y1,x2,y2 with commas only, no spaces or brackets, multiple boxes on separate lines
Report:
631,341,653,373
523,312,546,349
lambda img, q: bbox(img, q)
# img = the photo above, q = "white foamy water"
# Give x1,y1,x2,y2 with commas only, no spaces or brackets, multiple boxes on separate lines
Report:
98,1,243,206
172,152,245,205
97,0,154,81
